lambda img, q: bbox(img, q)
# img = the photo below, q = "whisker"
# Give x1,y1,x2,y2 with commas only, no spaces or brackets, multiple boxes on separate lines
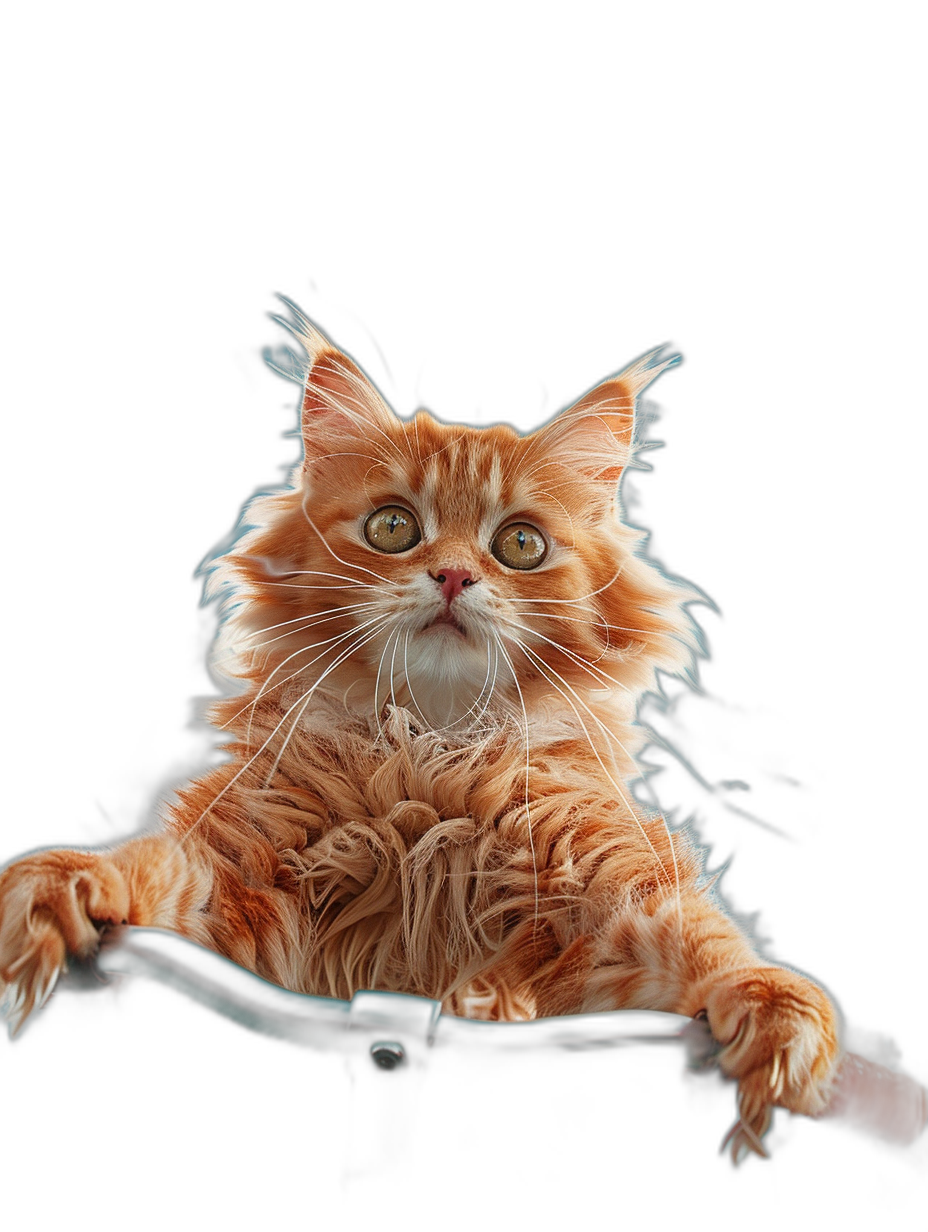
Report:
262,620,391,786
402,626,430,726
512,562,628,606
242,598,379,645
373,621,402,738
503,619,633,695
304,450,390,469
207,611,379,689
530,489,577,549
239,613,393,743
511,636,681,920
494,634,540,926
299,493,392,585
418,430,469,464
265,568,378,588
261,616,394,788
413,415,423,464
261,581,375,593
502,620,685,832
388,623,402,710
510,602,612,658
511,609,656,638
513,401,634,484
183,619,392,847
461,637,498,729
401,632,499,733
246,607,377,652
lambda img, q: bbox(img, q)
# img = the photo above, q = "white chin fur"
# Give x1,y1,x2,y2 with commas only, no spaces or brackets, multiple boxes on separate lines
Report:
402,625,497,727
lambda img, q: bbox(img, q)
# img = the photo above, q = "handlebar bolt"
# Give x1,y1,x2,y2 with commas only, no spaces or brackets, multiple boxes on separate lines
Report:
369,1044,404,1074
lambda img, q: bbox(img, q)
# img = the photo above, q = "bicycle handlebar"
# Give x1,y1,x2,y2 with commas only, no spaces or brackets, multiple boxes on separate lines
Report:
66,926,926,1153
74,926,709,1059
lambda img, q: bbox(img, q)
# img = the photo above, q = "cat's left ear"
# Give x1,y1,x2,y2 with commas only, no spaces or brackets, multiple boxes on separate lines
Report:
538,348,679,484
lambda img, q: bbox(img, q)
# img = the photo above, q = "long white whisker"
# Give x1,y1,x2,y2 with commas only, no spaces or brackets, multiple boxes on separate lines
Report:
511,610,655,637
299,493,392,585
260,583,375,594
494,634,539,926
512,637,681,920
240,613,393,743
245,614,353,654
513,562,628,607
388,624,401,710
265,568,378,588
462,637,498,728
243,601,380,642
374,622,401,738
503,620,633,694
212,620,340,671
401,632,498,733
511,600,612,659
304,450,389,468
530,489,578,548
183,618,391,848
402,627,431,727
413,415,423,463
418,430,469,464
262,620,391,786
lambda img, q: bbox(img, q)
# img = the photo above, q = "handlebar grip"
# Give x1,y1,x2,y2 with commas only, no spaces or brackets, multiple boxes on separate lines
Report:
823,1054,921,1148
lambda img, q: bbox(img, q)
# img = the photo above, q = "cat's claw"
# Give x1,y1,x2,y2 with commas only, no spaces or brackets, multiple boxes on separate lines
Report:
714,1108,773,1163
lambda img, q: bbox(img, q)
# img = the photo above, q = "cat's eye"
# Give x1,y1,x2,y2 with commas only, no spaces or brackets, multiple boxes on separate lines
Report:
363,505,422,553
491,522,547,570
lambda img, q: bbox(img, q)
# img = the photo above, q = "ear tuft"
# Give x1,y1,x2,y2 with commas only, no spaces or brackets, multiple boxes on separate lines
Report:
263,296,332,385
616,346,681,401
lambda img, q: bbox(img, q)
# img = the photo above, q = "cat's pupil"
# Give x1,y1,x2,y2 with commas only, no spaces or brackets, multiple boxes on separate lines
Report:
389,514,400,534
517,530,526,550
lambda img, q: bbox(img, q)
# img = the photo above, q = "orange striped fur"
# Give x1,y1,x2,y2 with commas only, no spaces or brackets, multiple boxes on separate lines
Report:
0,307,839,1157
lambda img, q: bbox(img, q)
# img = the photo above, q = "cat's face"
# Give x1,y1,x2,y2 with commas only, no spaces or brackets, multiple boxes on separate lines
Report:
227,318,696,729
300,409,622,724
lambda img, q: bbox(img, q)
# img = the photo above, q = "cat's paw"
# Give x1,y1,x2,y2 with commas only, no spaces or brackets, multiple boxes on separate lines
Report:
701,965,840,1161
0,850,129,1033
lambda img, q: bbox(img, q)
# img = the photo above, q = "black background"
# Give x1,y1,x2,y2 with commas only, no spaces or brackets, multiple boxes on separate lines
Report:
5,93,921,1212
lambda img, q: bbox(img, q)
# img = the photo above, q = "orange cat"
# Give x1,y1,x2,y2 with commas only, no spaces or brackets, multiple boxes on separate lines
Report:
0,303,839,1158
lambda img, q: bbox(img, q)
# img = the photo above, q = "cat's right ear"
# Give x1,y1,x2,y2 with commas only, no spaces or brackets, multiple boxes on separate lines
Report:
270,300,397,468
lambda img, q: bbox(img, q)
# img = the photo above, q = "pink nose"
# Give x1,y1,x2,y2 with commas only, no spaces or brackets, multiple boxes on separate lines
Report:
431,568,477,604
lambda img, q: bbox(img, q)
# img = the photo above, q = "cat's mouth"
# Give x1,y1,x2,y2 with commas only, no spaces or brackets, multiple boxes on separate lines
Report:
424,610,467,638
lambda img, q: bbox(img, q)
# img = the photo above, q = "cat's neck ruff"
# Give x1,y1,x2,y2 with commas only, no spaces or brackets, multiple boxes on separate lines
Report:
300,678,640,769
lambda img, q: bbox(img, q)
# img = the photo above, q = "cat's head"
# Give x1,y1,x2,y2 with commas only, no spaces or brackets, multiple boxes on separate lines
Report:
211,306,700,732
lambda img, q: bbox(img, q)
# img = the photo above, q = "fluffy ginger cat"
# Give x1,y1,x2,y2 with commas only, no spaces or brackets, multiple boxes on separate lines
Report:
0,303,839,1159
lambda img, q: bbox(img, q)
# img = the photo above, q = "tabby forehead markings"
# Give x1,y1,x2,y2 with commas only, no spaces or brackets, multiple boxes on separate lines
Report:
412,436,507,544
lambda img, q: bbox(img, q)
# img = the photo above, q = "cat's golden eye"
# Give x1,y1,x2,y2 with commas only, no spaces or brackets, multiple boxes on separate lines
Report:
363,505,422,553
491,522,547,570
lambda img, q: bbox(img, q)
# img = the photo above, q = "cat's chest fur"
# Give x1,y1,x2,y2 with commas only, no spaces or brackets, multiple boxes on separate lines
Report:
224,691,674,1014
271,698,558,830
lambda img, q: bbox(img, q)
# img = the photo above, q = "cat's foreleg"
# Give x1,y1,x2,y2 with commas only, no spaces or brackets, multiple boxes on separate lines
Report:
576,889,840,1157
0,835,212,1032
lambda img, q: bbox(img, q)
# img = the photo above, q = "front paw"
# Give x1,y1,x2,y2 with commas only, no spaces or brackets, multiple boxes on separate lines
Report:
701,965,840,1159
0,849,130,1033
